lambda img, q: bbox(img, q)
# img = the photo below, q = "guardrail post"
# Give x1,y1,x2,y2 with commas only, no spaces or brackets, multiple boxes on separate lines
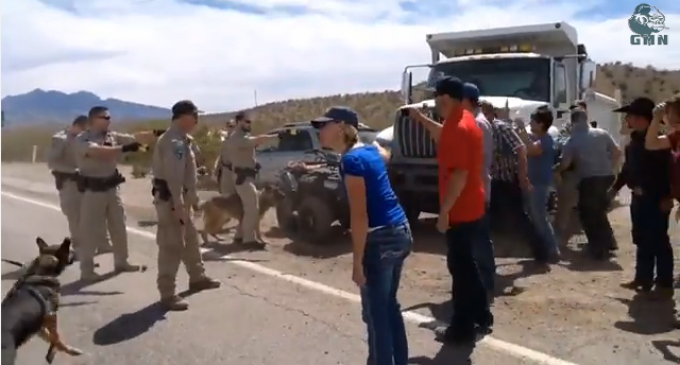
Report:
32,145,38,163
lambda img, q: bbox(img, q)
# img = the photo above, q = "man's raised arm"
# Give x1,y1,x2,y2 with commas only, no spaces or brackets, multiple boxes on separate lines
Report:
406,108,443,143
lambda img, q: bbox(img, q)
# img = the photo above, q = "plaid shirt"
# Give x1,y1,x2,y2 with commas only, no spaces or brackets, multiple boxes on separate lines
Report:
491,119,524,182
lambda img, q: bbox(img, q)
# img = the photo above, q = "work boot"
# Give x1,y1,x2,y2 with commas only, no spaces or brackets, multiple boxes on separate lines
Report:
160,296,189,311
243,240,266,250
80,271,103,283
188,276,221,292
114,262,147,273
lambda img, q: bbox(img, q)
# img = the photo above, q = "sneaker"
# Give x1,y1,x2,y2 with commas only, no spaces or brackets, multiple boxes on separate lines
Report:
434,326,476,346
114,263,147,273
188,277,221,292
161,296,189,311
620,280,645,291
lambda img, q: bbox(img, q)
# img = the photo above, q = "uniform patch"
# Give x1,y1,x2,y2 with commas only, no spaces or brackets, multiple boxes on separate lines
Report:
172,140,185,160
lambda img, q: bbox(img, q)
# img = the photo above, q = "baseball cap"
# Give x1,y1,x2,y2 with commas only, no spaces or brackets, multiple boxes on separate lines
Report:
171,100,199,118
311,106,359,129
433,76,464,100
462,83,480,103
612,97,655,118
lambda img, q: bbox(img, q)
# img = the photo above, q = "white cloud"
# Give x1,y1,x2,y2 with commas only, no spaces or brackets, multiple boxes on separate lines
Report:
1,0,679,113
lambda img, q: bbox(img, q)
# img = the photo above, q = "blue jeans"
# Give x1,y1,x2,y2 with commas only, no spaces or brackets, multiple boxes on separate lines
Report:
361,223,412,365
526,185,560,257
473,204,495,293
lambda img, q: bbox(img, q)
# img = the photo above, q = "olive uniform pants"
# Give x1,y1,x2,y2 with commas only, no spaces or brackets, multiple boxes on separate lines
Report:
154,199,205,299
59,181,111,254
78,188,129,274
233,176,259,242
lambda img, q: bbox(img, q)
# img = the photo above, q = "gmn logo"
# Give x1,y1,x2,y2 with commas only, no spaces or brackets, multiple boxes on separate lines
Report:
628,3,669,46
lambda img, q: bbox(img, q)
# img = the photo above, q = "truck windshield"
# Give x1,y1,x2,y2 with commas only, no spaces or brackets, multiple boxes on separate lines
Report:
428,57,550,102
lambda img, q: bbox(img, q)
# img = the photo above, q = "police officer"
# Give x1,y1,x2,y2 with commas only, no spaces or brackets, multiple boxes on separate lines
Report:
48,115,112,257
152,100,221,311
224,111,278,246
216,120,237,196
74,106,155,281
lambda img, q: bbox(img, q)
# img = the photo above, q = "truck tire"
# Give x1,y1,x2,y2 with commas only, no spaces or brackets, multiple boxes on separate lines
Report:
275,196,297,232
298,196,334,243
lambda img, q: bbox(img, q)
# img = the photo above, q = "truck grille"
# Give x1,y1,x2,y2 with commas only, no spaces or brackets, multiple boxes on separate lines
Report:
395,110,439,158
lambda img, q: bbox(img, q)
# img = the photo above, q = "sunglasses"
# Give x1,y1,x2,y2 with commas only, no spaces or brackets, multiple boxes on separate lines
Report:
98,115,111,120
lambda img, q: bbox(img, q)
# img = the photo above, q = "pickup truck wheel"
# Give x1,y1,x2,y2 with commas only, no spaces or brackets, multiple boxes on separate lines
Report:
275,197,297,232
298,196,334,243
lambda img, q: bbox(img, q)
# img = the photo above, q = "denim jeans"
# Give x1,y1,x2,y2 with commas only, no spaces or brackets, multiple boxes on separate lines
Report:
630,194,673,289
490,179,547,261
526,185,560,257
446,219,493,335
473,203,495,293
361,223,412,365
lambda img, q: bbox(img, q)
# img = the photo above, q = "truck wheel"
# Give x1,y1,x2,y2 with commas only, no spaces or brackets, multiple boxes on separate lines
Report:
298,196,334,243
276,197,297,232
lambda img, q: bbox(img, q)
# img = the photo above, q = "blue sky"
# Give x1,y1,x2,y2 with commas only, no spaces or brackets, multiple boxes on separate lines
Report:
2,0,679,112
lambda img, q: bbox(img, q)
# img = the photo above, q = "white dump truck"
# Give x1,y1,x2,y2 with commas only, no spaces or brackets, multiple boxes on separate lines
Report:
387,22,622,222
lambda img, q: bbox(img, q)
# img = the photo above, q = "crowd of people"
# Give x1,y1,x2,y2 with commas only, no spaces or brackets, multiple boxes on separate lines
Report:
45,80,680,364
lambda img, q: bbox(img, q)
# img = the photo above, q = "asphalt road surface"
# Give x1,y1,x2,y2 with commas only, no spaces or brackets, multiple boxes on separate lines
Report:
0,192,552,365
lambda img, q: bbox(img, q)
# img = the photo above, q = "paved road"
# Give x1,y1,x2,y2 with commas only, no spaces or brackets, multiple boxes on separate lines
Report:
1,193,543,365
3,167,680,365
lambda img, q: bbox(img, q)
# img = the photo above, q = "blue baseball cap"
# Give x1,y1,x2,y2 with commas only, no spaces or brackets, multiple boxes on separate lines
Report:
463,83,480,103
311,106,359,129
433,76,464,100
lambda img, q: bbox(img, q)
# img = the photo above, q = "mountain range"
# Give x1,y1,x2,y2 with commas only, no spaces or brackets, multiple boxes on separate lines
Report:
1,89,171,127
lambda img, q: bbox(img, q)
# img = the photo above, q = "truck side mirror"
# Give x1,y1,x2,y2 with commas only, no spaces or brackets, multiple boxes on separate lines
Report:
401,70,413,105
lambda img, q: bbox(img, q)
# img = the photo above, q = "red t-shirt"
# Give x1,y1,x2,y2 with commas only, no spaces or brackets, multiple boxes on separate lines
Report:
438,109,486,223
668,130,680,202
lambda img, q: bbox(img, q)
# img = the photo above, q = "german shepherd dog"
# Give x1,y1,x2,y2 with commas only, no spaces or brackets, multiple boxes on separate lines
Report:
197,184,285,245
1,237,83,365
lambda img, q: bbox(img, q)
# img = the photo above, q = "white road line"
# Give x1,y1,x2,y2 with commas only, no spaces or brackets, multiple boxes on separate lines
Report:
1,190,580,365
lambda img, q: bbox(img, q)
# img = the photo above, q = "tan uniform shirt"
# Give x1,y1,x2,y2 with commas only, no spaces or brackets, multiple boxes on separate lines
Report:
48,129,79,173
225,129,257,169
151,126,198,207
75,130,136,177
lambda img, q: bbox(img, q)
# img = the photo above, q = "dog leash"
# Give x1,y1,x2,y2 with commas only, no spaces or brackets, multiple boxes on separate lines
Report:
1,259,25,268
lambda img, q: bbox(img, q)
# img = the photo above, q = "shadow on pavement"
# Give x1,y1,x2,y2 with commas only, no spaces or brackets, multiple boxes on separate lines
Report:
408,344,474,365
200,240,270,262
281,226,352,259
138,220,158,228
1,267,25,280
613,294,676,335
61,300,98,308
652,339,680,364
93,302,169,346
61,271,123,297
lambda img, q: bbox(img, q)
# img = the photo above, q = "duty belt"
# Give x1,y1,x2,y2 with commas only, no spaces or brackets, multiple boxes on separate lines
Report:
51,171,79,190
80,171,125,192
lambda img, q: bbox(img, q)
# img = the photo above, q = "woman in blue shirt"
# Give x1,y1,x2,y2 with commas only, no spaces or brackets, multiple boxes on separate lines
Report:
516,106,560,263
311,106,412,365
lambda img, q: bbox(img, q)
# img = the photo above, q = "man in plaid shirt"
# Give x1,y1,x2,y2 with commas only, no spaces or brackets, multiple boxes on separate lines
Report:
480,102,548,263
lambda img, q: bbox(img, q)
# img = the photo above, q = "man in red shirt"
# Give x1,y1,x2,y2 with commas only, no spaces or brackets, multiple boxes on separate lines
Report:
407,76,492,345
